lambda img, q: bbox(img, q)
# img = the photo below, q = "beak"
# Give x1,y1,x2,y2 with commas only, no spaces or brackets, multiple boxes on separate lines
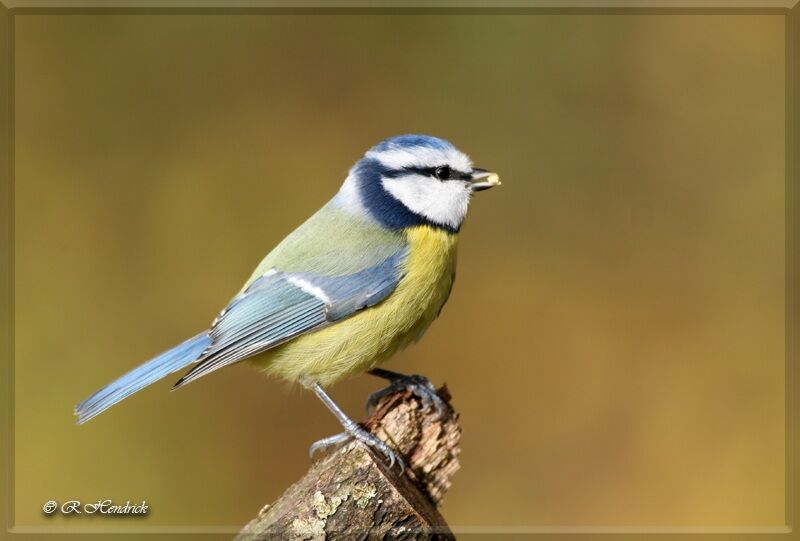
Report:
469,168,501,192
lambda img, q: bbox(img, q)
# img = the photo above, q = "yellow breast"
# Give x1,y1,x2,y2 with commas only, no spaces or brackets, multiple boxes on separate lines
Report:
251,225,459,386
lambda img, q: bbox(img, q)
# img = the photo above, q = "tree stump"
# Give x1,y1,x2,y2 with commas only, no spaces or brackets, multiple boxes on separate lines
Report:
235,386,462,540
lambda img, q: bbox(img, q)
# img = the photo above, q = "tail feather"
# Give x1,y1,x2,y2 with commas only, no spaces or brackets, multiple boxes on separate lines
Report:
74,332,211,424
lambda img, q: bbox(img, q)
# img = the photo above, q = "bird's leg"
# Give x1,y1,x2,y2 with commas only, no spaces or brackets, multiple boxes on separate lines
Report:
308,381,404,472
366,368,446,417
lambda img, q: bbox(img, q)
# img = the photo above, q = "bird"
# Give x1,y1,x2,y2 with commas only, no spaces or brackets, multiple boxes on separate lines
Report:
74,134,500,469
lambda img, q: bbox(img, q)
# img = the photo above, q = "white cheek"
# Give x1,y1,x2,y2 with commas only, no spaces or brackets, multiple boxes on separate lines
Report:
382,175,471,229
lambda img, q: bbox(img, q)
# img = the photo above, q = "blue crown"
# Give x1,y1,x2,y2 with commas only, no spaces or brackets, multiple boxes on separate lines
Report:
369,134,455,153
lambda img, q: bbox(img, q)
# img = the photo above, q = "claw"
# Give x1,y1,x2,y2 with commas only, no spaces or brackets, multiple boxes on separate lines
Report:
365,386,394,414
309,432,350,459
309,424,405,473
366,373,447,418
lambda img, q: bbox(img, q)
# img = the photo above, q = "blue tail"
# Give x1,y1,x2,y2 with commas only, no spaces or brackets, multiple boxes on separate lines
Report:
74,333,211,424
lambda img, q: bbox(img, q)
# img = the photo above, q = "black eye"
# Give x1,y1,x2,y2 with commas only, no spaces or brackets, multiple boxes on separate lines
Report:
434,166,451,180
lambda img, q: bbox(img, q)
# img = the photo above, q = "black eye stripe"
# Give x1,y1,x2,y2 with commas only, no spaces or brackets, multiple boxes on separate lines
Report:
399,166,471,181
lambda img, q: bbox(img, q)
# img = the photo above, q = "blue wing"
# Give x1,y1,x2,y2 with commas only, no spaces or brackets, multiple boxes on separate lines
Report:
173,248,407,388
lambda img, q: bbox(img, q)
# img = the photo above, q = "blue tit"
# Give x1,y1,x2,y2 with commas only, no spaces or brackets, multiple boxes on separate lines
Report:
75,134,500,468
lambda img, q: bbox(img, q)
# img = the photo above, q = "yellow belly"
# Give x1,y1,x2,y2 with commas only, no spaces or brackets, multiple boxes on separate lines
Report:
249,225,458,387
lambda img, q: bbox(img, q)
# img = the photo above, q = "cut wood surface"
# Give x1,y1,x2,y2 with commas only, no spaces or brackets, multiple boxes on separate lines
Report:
235,386,462,540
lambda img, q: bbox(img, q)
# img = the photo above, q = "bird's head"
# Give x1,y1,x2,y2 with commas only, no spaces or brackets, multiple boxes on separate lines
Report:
335,134,500,232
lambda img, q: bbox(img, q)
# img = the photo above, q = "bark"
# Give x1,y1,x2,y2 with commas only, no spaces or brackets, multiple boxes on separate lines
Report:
235,386,462,540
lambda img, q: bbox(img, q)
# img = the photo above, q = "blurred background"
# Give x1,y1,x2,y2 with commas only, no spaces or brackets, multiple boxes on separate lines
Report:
13,12,785,530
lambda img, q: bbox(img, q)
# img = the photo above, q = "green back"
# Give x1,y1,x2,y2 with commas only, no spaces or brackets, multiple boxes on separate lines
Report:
242,202,407,290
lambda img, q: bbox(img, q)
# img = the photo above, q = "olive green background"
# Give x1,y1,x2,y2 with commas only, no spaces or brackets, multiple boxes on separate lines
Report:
13,12,786,529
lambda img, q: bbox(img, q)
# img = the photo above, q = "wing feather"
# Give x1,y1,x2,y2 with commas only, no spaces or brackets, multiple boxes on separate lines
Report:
173,248,407,388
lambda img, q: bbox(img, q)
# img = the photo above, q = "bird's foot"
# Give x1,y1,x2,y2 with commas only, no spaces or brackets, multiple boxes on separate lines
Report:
366,372,446,418
309,424,405,472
